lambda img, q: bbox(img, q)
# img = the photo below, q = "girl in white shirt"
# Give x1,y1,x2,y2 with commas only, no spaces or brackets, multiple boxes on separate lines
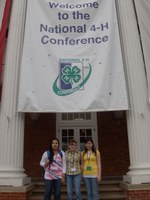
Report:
40,138,66,200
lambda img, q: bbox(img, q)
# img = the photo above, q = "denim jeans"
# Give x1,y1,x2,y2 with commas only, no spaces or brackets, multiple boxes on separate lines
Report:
44,178,61,200
84,177,99,200
66,173,82,200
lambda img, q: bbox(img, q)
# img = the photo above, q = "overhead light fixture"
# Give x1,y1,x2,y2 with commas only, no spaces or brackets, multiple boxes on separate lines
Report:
30,113,40,120
113,111,124,120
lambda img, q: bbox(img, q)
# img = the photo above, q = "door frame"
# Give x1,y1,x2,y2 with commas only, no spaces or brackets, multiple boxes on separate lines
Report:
57,126,98,151
56,112,98,150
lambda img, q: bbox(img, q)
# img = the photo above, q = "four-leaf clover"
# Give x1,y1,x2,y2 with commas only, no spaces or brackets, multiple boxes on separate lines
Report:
61,65,81,85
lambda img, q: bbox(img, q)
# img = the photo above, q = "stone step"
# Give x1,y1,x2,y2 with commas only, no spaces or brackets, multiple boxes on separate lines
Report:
33,180,123,187
30,179,126,200
30,193,126,200
33,185,123,193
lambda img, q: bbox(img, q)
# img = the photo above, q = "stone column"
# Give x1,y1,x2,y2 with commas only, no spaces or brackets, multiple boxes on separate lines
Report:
116,0,150,184
0,0,30,186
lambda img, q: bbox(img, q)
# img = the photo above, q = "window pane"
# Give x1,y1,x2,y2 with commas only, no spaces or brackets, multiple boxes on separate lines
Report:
86,112,91,120
68,129,74,136
62,129,67,136
68,113,73,120
86,129,92,136
80,143,85,151
62,113,67,120
80,129,85,136
62,137,67,143
61,112,92,121
74,113,79,120
80,113,85,120
62,144,67,151
80,137,85,143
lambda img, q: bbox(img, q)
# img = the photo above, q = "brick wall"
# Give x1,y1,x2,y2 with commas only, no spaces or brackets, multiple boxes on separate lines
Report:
24,111,130,178
0,191,31,200
125,189,150,200
97,111,130,176
24,113,56,178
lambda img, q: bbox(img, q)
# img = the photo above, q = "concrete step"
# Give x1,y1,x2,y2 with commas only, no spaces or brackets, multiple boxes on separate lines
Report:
30,194,126,200
30,179,126,200
32,185,123,193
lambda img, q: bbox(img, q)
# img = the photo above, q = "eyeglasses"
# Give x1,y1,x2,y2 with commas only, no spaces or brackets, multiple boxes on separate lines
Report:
70,143,77,146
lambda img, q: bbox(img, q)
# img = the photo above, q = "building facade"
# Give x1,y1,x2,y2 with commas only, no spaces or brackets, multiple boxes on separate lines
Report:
0,0,150,199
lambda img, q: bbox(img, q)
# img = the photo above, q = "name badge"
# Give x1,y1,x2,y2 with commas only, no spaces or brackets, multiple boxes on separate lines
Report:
86,166,92,171
51,166,57,171
71,167,76,172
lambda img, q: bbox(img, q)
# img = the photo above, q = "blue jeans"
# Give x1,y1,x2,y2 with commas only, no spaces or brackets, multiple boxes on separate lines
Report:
84,177,99,200
44,178,61,200
66,174,82,200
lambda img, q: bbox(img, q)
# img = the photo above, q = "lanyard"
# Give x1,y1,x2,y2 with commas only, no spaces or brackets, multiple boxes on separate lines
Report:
87,151,92,164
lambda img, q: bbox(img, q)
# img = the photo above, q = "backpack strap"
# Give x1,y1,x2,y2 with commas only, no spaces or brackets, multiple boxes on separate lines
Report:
58,149,63,158
47,150,51,170
47,150,51,159
47,149,63,159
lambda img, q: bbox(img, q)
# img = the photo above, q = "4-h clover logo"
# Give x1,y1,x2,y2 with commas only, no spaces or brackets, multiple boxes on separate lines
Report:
61,65,81,85
53,59,92,96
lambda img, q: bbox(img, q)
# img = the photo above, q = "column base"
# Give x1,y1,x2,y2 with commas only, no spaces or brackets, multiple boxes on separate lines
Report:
0,177,31,186
123,174,150,184
0,167,31,186
120,182,150,200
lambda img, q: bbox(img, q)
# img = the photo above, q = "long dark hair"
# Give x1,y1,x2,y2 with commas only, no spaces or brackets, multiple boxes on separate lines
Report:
83,137,97,156
49,138,60,164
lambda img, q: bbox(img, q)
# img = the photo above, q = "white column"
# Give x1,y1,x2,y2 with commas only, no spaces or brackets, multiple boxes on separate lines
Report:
116,0,150,184
0,0,30,186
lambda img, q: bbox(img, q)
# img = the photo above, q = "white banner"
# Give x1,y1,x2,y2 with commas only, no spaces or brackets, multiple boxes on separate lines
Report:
134,0,150,103
18,0,128,112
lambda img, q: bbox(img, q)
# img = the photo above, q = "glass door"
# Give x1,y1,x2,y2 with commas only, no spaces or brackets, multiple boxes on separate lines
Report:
58,127,76,151
57,126,97,151
78,127,93,151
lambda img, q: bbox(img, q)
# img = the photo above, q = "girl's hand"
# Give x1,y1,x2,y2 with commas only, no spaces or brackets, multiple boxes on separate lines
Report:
61,175,65,184
44,159,50,167
97,175,101,183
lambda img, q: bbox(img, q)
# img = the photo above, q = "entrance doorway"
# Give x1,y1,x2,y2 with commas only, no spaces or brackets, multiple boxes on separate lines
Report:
56,112,98,151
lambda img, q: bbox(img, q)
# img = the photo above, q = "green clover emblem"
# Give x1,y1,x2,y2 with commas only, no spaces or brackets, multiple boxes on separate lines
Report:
61,65,81,85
